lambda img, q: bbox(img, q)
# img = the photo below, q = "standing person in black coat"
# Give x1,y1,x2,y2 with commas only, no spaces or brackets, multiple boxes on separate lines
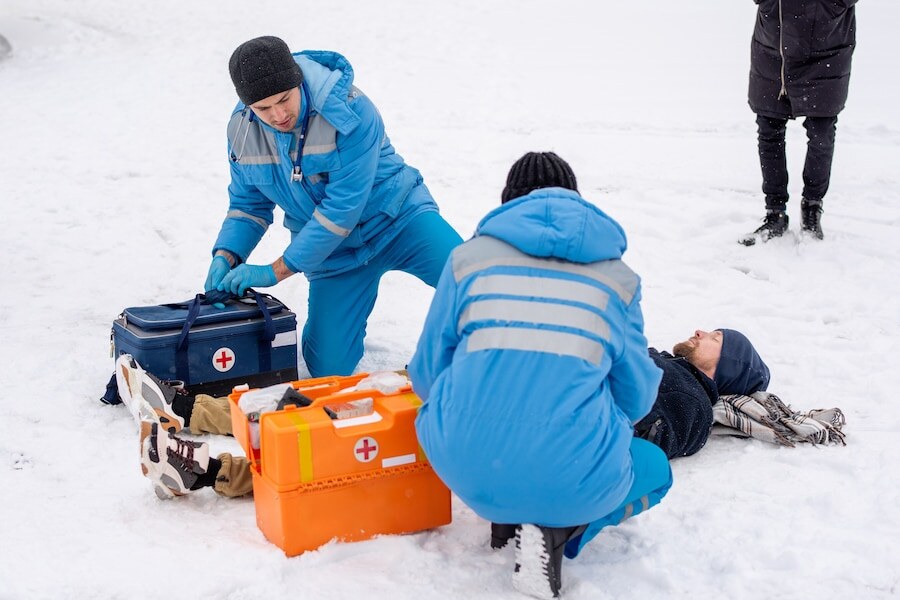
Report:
740,0,858,246
634,329,771,458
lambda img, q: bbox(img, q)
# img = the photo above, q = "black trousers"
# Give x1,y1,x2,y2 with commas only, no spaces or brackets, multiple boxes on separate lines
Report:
756,114,838,210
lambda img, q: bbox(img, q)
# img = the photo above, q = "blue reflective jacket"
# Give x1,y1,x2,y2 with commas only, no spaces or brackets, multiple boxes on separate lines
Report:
214,50,436,278
409,188,662,526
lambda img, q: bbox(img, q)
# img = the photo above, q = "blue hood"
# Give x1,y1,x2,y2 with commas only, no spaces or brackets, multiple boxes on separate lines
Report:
475,188,627,263
294,50,360,135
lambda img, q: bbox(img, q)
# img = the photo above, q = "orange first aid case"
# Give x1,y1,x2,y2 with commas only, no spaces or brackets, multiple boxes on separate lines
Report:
229,374,451,556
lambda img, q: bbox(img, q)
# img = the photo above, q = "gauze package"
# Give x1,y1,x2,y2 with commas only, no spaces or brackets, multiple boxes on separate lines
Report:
238,383,293,449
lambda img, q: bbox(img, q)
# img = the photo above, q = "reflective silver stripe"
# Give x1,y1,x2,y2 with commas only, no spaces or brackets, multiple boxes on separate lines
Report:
453,236,638,305
459,299,610,340
228,111,338,167
459,256,634,305
306,143,338,154
467,327,605,365
469,274,609,310
305,114,337,155
226,210,270,230
620,496,649,524
312,208,351,237
235,155,280,165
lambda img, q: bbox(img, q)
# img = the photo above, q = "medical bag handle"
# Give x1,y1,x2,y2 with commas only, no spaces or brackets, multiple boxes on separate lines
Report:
174,289,277,381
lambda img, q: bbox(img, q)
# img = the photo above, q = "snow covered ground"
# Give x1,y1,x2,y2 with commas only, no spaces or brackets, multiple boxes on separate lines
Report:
1,1,899,598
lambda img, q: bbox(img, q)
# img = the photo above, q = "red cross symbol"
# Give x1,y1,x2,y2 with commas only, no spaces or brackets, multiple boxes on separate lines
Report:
354,437,378,463
212,347,235,372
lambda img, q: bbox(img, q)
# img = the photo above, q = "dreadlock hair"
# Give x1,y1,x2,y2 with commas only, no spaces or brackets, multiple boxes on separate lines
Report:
500,151,578,203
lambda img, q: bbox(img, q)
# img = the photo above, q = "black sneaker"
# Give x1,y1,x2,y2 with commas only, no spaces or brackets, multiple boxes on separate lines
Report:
801,198,824,240
491,522,519,549
512,524,587,599
739,209,789,246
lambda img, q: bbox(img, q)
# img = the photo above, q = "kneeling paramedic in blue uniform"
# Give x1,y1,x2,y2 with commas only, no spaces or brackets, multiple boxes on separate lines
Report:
409,152,672,599
206,36,463,377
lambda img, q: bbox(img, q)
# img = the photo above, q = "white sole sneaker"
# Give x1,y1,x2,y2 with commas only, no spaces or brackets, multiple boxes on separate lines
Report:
115,355,161,421
115,354,143,422
139,420,209,500
117,354,184,433
140,420,176,500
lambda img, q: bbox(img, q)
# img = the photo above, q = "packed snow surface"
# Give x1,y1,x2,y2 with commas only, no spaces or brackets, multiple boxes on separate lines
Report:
1,1,898,598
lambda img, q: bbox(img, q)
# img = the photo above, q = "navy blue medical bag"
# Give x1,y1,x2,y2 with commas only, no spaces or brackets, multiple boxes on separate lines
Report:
111,291,299,397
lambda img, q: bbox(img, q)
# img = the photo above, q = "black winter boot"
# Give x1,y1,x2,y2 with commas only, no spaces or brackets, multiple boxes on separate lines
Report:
490,522,520,549
739,209,789,246
801,198,824,240
512,523,588,599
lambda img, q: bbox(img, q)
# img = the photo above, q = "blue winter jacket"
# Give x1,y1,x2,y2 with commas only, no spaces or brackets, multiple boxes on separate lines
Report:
409,188,663,526
213,50,436,279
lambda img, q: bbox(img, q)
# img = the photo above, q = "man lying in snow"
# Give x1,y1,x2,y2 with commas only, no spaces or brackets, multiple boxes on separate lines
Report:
115,326,839,502
113,328,760,493
635,328,770,459
636,328,845,458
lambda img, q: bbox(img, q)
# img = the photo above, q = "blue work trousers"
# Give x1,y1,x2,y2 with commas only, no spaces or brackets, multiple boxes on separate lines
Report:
302,208,463,377
565,437,673,558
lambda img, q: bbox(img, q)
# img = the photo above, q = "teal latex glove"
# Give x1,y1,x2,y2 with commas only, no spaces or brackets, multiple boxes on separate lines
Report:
217,264,277,296
204,255,232,293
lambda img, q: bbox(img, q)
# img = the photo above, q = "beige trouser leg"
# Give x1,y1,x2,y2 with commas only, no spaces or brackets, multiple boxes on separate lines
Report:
188,394,233,435
213,453,254,497
189,395,252,497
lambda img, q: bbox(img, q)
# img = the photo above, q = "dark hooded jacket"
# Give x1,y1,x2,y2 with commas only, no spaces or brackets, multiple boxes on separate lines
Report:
634,349,718,459
749,0,857,118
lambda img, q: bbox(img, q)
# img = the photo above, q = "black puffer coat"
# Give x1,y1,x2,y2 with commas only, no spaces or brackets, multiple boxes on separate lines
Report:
749,0,857,118
634,349,718,459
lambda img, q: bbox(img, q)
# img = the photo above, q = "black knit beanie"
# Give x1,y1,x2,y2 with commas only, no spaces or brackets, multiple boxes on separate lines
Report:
500,151,578,203
229,36,303,105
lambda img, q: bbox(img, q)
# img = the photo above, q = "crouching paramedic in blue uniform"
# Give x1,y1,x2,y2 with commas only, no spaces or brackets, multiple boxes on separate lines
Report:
206,36,462,377
409,152,672,599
